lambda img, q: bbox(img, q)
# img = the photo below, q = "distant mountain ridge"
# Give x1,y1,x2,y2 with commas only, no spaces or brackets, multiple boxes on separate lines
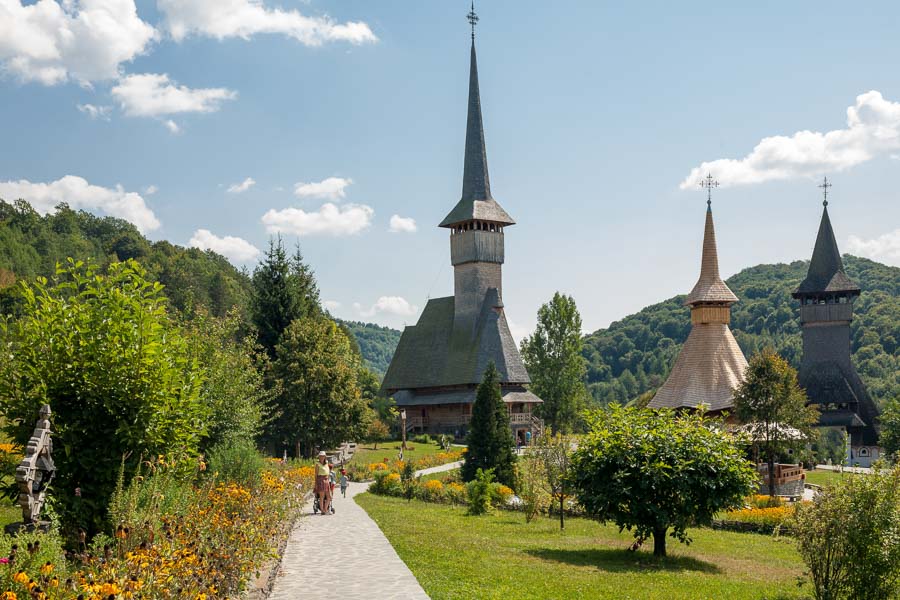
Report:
338,320,402,377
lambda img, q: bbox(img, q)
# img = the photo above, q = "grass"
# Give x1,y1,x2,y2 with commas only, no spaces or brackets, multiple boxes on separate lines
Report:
350,439,456,466
804,469,858,487
358,493,808,600
0,501,20,531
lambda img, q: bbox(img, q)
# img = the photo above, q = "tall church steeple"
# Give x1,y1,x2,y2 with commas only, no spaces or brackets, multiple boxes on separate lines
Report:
649,179,748,413
440,6,514,332
792,178,879,460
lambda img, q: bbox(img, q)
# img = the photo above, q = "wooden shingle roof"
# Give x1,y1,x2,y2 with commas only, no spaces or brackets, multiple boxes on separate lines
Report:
685,206,738,306
793,205,860,296
439,42,514,229
648,323,748,412
381,288,531,393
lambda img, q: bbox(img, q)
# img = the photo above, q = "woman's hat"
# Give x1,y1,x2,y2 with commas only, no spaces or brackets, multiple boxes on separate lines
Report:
318,451,327,457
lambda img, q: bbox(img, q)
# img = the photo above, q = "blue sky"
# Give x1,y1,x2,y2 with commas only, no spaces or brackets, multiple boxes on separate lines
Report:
2,1,900,337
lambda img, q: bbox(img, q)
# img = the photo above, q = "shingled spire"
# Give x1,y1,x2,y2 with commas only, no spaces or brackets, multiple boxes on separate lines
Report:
440,37,514,228
793,204,860,295
686,205,739,305
648,192,748,413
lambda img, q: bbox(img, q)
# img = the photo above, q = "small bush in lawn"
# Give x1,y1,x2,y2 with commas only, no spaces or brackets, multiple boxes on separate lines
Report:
206,439,266,487
419,479,445,502
446,482,467,505
492,484,514,507
371,470,402,496
794,465,900,600
517,453,550,523
412,434,432,445
467,468,495,516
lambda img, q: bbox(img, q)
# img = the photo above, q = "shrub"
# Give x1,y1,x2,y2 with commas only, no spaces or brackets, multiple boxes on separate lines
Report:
445,482,467,505
206,439,267,488
371,470,402,496
794,466,900,600
722,506,794,528
419,479,445,503
0,260,208,537
412,434,432,445
466,468,495,516
492,484,514,507
517,453,550,523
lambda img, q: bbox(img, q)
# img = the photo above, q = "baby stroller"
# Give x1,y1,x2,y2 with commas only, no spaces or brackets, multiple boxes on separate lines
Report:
313,493,335,515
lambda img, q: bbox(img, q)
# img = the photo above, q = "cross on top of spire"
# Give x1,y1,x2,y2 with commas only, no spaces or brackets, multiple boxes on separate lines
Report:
819,176,832,207
467,1,478,40
700,173,718,207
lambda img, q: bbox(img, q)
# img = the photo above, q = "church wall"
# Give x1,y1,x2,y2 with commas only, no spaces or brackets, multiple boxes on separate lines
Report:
451,229,504,265
454,262,502,326
800,321,853,372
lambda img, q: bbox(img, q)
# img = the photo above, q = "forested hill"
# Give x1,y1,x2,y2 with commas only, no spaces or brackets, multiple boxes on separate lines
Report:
583,256,900,408
339,321,403,377
0,198,252,316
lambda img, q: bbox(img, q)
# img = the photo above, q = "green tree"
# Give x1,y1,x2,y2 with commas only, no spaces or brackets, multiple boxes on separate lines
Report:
536,432,573,530
250,237,320,357
365,419,391,450
461,363,517,489
0,260,208,536
733,349,820,497
880,398,900,460
271,317,368,458
182,308,271,451
521,292,588,433
794,466,900,600
570,406,757,557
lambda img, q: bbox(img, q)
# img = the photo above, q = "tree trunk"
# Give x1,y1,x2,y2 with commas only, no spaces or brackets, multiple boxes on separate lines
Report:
559,493,565,530
653,528,667,557
768,454,776,499
296,440,302,461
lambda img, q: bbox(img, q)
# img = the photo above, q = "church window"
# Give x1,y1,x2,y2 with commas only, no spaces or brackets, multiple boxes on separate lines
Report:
859,447,869,457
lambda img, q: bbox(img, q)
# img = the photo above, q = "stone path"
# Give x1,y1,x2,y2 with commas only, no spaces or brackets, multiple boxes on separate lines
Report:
269,465,455,599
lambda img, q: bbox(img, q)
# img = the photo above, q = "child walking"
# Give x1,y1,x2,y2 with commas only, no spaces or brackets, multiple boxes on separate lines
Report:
340,469,349,498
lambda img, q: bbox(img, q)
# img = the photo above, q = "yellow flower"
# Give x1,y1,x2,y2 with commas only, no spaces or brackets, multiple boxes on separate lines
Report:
40,562,53,575
2,591,17,600
12,572,28,585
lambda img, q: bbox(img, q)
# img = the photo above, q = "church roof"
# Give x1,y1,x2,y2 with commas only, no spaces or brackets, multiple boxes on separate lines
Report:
439,42,515,228
794,205,860,296
392,387,542,407
381,288,531,392
648,323,748,412
685,206,739,306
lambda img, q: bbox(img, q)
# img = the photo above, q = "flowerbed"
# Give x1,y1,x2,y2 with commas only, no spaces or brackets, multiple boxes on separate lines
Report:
345,449,463,483
0,456,313,599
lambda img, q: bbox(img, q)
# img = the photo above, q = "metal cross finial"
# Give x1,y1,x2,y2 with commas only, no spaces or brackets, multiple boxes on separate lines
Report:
819,176,832,207
700,173,719,207
467,1,479,40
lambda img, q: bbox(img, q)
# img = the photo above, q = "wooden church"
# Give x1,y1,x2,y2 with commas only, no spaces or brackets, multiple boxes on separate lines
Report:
381,15,543,441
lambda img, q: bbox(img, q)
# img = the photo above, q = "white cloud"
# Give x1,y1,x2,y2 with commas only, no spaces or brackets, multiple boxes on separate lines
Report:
0,175,159,232
163,119,181,134
293,177,352,200
77,103,111,120
261,202,373,236
0,0,156,85
354,296,417,318
111,72,237,117
227,177,256,194
189,228,260,263
144,184,158,195
157,0,377,46
389,214,417,233
681,91,900,189
323,299,341,312
847,229,900,266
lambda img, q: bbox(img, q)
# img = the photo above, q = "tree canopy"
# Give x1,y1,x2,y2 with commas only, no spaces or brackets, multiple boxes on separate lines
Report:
521,292,589,433
570,406,757,557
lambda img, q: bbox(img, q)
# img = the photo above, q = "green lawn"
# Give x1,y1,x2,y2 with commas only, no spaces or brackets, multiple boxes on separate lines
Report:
358,493,808,600
804,469,857,487
350,440,457,466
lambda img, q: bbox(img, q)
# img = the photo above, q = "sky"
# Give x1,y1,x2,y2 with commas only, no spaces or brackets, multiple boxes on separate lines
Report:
2,1,900,339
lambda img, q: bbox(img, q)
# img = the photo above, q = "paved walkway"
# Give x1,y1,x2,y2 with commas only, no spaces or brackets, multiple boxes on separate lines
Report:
269,468,446,599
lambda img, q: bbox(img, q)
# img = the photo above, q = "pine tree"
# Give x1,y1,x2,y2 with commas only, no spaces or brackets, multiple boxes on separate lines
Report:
251,237,321,357
462,363,517,489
